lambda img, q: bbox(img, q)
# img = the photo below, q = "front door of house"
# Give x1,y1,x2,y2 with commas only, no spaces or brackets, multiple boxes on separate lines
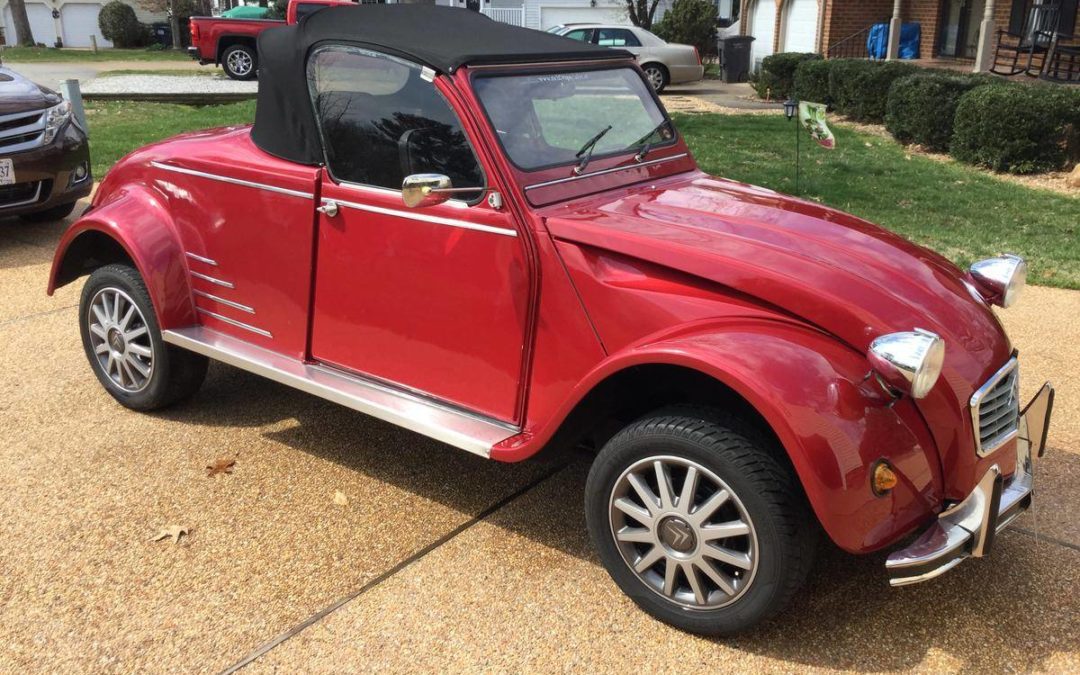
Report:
939,0,986,58
306,45,530,423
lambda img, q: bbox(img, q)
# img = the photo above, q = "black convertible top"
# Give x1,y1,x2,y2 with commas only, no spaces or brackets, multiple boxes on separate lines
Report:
252,5,630,165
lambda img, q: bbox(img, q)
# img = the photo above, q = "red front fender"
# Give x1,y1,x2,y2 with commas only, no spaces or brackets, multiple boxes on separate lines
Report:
497,318,944,554
48,184,195,329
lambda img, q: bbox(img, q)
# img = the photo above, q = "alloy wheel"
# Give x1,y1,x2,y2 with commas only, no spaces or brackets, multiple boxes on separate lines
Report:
608,455,759,609
644,66,664,92
228,50,254,77
87,287,154,393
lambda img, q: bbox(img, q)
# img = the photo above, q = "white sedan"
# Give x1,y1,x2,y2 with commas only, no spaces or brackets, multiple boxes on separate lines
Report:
547,23,704,93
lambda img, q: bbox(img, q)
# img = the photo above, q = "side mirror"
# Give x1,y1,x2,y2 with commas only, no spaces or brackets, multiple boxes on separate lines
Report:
401,174,485,208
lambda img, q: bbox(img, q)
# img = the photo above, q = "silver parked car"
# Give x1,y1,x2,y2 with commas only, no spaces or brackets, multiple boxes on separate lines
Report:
547,23,704,93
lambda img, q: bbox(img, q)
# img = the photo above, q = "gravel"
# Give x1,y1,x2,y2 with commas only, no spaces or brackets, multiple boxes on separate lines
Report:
81,74,257,95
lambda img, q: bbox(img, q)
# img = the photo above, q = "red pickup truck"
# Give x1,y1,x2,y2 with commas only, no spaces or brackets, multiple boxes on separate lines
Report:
188,0,352,79
51,6,1054,635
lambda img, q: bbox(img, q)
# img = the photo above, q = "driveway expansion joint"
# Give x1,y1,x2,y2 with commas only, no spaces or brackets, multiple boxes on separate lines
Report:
218,459,575,674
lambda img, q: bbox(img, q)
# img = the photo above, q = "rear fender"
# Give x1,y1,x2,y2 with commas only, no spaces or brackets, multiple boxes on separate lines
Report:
505,318,944,554
48,184,195,329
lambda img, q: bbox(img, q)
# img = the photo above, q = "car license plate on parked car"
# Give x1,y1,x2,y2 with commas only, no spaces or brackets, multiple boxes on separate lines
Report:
0,158,14,185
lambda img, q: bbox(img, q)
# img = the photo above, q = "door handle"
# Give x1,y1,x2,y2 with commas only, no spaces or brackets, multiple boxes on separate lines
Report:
317,201,339,217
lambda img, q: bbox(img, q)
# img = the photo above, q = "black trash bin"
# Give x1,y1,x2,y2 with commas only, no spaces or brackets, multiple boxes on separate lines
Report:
719,36,755,83
151,22,172,48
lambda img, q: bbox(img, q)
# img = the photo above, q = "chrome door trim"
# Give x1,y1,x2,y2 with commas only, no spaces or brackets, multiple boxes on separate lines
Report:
185,251,218,266
326,197,518,237
193,289,255,314
190,271,235,289
195,307,272,338
336,180,471,210
523,153,689,191
150,161,314,199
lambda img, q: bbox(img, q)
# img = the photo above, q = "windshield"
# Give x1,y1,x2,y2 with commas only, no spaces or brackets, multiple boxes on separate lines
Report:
473,67,673,171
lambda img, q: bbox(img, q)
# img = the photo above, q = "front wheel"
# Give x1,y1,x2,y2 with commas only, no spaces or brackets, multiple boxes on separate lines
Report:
79,264,208,411
221,44,257,80
585,410,817,635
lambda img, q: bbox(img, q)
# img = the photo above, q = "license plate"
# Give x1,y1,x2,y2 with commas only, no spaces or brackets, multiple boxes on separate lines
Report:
0,158,14,185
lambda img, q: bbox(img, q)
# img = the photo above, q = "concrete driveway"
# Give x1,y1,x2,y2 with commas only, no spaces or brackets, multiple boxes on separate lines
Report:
1,205,1078,673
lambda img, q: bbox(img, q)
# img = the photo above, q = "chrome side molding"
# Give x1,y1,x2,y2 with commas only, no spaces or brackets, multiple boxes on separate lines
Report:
161,326,518,457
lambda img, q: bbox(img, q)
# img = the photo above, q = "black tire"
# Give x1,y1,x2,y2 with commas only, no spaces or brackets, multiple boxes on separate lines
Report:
221,44,258,81
642,63,669,94
79,264,208,411
19,201,77,223
585,409,818,636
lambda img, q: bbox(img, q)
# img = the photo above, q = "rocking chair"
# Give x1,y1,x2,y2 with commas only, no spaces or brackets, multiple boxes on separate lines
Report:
991,1,1062,76
1040,30,1080,82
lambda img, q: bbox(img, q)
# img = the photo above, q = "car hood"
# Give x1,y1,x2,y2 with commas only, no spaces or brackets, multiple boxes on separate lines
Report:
0,67,59,115
543,171,1011,391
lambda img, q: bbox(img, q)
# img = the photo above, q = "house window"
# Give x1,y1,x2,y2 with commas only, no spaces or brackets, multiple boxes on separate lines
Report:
718,0,740,27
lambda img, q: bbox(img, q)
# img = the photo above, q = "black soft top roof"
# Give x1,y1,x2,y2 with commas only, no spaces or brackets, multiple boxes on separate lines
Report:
252,5,631,165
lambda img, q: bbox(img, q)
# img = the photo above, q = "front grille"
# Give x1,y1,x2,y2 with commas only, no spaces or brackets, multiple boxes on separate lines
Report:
0,181,43,209
0,108,47,153
970,357,1020,457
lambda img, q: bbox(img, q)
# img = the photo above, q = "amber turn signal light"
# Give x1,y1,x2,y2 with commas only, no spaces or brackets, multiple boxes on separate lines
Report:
872,461,898,496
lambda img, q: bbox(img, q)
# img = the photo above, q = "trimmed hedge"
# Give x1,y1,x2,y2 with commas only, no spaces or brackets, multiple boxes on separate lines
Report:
751,52,821,100
951,84,1080,174
885,72,990,151
793,58,834,107
829,59,918,123
98,1,144,48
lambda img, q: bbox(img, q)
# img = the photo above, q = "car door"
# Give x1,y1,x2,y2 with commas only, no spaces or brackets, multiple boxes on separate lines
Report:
308,46,530,423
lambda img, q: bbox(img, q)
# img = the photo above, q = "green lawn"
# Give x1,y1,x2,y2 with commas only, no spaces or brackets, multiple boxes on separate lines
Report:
96,68,216,78
83,101,1079,288
0,46,189,62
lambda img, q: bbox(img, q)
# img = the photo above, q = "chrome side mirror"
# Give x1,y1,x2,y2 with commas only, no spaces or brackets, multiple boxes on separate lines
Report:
401,174,485,208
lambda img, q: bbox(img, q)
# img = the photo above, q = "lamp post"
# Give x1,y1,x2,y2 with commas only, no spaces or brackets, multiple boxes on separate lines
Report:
784,98,799,194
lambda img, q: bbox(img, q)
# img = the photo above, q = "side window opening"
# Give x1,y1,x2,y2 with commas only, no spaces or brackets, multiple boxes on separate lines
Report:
307,46,485,201
597,28,641,47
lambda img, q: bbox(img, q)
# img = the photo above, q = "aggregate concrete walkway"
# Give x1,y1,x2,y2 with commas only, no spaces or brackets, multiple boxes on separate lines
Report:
1,206,1077,673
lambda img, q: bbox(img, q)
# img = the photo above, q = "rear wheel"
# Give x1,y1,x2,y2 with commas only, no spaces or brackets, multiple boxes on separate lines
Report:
221,44,257,80
641,63,669,93
79,264,208,411
585,410,817,635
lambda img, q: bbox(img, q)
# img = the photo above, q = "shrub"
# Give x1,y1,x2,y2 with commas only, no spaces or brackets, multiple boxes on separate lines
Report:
885,72,990,151
751,52,820,100
652,0,717,59
98,1,143,48
793,58,834,106
828,59,918,123
951,83,1080,174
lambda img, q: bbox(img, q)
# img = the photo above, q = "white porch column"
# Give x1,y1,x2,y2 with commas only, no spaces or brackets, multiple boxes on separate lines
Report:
885,0,903,60
973,0,998,72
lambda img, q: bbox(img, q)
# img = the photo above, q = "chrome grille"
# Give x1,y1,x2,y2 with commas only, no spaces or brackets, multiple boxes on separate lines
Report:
0,108,47,153
970,357,1020,457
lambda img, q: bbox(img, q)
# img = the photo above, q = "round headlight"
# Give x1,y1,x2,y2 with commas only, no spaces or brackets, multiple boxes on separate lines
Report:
970,255,1026,308
867,329,945,399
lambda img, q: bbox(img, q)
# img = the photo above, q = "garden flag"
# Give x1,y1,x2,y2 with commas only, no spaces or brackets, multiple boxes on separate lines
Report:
798,102,835,150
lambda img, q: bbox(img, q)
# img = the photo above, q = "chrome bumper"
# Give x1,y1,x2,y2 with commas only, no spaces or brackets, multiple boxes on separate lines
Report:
885,382,1054,586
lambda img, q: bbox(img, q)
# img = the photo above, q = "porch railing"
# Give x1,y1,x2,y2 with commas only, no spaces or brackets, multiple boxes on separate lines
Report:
481,7,525,27
826,24,878,59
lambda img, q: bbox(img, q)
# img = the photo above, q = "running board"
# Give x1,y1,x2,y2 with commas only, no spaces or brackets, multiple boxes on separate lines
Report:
162,326,519,457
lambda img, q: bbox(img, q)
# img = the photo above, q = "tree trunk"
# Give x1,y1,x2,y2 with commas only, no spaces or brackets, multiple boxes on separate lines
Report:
169,0,181,51
7,0,37,47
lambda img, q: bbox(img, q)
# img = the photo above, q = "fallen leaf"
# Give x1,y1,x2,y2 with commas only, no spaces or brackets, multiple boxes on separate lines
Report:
333,490,348,506
206,458,236,477
152,525,189,544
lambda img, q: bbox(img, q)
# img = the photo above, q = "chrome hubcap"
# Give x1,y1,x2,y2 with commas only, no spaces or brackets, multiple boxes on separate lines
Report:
88,287,154,393
228,50,253,75
609,455,758,609
645,67,663,90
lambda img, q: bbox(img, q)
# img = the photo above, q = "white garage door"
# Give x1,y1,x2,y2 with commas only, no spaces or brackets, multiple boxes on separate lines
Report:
749,0,776,71
3,2,57,46
540,6,626,31
62,3,111,48
782,0,818,53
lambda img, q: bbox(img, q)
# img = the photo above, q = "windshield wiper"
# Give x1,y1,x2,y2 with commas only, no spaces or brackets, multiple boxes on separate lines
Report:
573,124,612,175
633,119,673,162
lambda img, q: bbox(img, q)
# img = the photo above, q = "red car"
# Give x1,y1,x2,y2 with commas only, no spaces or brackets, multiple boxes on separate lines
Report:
49,6,1054,635
188,0,352,79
